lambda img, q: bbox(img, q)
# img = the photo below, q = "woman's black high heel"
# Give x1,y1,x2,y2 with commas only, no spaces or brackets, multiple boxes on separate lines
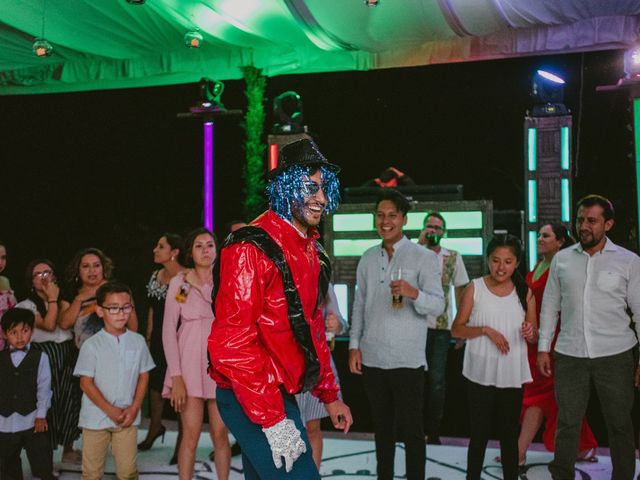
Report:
138,425,166,451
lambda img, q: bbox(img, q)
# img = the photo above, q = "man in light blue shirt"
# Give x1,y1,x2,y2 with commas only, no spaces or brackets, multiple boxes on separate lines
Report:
349,189,444,480
537,195,640,480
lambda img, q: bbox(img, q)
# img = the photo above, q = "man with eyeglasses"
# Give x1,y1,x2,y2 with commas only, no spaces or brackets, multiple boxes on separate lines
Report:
418,212,469,445
209,138,352,479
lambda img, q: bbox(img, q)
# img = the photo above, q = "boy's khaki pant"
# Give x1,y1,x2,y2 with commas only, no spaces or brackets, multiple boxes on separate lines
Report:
82,426,138,480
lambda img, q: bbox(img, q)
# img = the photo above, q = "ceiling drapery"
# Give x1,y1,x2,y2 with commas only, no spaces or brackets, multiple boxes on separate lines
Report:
1,0,639,95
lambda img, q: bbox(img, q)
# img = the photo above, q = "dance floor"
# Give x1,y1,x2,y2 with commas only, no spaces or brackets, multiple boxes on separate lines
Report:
25,429,640,479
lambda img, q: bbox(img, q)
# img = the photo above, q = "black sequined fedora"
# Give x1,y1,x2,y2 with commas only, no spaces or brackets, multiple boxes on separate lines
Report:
268,138,340,179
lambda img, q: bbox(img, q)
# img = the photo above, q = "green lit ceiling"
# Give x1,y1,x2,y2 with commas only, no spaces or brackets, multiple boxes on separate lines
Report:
1,0,639,95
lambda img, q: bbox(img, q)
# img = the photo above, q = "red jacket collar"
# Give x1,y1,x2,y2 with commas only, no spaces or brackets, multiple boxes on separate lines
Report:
253,210,320,249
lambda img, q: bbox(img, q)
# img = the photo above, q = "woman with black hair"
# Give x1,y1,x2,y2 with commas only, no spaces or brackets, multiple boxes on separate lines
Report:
138,233,184,462
59,247,137,349
519,223,597,464
162,228,230,480
452,234,537,480
16,259,81,464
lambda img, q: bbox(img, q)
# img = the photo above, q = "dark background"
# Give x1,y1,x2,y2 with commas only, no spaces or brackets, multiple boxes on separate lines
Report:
1,48,638,441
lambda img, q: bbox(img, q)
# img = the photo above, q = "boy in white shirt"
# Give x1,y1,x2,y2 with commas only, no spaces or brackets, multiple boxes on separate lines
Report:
74,282,154,480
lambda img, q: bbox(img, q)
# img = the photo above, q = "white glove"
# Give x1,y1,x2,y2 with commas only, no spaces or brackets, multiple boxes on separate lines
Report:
262,418,307,472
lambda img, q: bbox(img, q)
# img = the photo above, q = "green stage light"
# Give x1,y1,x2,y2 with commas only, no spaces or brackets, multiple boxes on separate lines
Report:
333,213,374,231
333,239,381,256
527,180,537,222
528,128,537,171
439,237,483,255
333,211,483,232
561,179,570,222
561,127,570,170
634,98,640,251
333,284,349,322
439,211,483,230
528,230,538,269
333,237,484,257
404,210,482,230
407,211,483,230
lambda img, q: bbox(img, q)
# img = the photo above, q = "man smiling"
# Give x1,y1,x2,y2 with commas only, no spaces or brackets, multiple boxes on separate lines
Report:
349,189,444,480
537,194,640,480
209,139,352,479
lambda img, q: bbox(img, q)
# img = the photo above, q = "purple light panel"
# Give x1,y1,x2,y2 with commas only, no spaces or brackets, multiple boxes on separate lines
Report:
204,121,214,231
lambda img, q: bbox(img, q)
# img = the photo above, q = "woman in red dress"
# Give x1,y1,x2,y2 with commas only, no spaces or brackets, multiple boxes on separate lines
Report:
519,222,598,464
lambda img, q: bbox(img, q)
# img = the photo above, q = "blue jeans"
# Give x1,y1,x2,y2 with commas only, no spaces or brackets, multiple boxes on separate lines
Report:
425,328,451,437
216,388,320,480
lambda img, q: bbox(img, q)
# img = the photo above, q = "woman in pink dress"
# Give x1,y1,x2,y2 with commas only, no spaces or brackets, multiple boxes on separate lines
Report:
162,228,230,480
519,223,598,464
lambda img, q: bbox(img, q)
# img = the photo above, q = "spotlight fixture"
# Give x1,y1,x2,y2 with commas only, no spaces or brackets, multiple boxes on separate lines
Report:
364,0,379,6
197,77,225,109
34,0,52,58
32,38,53,57
125,0,146,4
624,45,640,79
272,91,305,134
531,69,568,116
184,30,203,48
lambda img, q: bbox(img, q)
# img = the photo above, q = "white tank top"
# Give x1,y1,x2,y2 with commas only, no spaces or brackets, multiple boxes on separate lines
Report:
462,278,532,388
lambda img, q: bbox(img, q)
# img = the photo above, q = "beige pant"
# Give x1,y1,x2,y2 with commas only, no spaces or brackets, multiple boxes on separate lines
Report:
82,426,138,480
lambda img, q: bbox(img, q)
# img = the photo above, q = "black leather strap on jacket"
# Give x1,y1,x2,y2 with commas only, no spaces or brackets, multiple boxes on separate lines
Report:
315,240,331,310
212,225,330,393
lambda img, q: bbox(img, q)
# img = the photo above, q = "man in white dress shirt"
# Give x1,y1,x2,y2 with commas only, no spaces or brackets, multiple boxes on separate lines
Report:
537,194,640,480
349,189,444,480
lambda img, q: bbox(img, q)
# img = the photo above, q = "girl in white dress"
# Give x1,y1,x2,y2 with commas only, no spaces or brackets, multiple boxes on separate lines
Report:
452,234,537,480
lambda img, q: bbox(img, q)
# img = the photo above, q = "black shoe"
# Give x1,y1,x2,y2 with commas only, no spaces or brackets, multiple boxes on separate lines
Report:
138,426,166,451
169,452,178,465
518,463,528,480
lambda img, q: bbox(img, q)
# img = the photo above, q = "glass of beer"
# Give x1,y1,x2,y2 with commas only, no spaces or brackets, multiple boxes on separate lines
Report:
390,268,403,308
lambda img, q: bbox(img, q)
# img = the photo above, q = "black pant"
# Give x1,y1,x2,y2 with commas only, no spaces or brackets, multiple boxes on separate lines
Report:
424,328,451,438
0,428,55,480
362,365,425,480
466,380,522,480
551,349,636,480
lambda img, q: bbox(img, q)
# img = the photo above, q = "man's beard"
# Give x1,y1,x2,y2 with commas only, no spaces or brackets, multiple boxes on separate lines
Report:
292,201,323,229
426,233,442,247
579,231,601,250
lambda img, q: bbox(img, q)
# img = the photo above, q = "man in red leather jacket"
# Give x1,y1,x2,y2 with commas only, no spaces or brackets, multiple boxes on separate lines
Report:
208,138,352,479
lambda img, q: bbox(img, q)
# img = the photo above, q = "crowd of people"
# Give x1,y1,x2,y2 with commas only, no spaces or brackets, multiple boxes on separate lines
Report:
0,138,638,480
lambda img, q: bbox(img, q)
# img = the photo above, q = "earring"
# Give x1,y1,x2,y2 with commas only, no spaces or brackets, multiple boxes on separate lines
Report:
171,256,175,261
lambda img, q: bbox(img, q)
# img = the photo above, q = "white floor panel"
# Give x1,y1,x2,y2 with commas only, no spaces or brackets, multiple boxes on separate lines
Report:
19,429,639,479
